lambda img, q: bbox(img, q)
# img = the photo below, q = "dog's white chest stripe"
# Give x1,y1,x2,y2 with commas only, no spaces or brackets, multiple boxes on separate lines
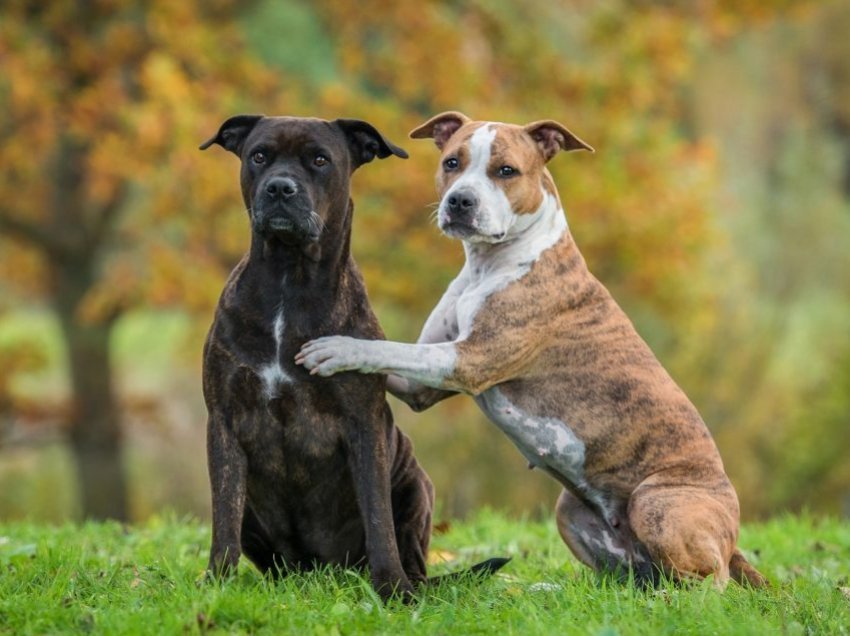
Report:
260,309,292,398
455,191,567,337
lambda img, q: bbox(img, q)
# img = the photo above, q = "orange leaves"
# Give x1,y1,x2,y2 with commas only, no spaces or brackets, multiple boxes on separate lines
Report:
0,0,820,345
0,0,286,323
140,53,192,113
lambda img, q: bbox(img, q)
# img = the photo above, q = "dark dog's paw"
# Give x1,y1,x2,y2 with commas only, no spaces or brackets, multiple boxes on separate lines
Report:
207,547,241,580
372,572,416,604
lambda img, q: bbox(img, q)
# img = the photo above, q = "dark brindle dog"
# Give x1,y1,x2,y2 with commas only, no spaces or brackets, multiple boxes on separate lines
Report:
199,114,436,599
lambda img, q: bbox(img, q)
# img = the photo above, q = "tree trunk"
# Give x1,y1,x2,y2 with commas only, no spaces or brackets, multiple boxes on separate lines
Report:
52,257,128,521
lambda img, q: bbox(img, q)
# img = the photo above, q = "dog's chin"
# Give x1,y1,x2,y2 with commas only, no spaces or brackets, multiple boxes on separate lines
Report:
440,221,506,244
440,221,476,240
258,217,320,245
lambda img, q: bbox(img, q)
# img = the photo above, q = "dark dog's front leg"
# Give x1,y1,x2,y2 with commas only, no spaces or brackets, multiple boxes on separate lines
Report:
348,420,413,601
207,413,248,577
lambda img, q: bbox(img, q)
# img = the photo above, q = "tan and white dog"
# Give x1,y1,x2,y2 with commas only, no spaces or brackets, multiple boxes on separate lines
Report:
296,112,765,587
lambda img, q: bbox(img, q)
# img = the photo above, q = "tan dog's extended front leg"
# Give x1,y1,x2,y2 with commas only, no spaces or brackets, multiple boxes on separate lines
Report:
296,268,546,392
295,326,541,396
385,272,470,410
296,338,462,387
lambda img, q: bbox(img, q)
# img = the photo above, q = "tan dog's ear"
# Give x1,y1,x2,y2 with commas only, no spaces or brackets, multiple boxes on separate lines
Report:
409,111,471,150
523,120,594,162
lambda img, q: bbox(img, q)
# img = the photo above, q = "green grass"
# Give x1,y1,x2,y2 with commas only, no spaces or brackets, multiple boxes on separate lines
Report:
1,511,848,635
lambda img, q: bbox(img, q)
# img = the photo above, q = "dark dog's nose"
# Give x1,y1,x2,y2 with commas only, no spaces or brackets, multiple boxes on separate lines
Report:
265,177,298,199
447,189,478,219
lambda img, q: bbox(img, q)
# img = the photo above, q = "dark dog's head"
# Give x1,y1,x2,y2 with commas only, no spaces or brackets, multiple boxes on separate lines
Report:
201,115,407,245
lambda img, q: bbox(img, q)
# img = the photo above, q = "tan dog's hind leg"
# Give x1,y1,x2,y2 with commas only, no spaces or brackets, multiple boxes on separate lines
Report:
556,490,657,584
627,470,740,589
556,490,607,571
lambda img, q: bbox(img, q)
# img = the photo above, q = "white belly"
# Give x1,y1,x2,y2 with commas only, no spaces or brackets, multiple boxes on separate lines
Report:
475,388,600,502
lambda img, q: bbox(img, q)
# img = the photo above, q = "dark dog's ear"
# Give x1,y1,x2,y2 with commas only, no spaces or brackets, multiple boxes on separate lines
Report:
523,120,594,162
199,115,264,155
334,119,408,170
409,111,471,150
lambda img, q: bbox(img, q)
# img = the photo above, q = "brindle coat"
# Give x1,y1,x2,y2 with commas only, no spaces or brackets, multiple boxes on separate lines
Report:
297,112,767,588
200,115,433,600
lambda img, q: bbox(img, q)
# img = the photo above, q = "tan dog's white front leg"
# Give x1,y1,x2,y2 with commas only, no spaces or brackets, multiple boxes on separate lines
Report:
296,338,461,389
297,327,539,396
385,271,469,409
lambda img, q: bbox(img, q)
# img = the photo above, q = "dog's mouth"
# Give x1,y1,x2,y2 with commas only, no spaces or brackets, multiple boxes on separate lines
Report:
255,209,323,244
267,217,299,234
440,221,477,239
440,220,506,243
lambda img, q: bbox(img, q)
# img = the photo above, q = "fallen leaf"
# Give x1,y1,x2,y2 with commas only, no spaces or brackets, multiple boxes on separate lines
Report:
330,602,349,616
197,612,215,630
433,521,452,535
427,549,457,565
528,582,563,593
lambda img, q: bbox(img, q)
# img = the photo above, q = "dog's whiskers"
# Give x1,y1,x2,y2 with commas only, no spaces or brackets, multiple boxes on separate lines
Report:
425,201,441,225
307,211,325,237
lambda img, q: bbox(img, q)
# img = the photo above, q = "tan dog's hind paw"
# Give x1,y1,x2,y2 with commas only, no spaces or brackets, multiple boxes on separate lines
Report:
627,472,741,588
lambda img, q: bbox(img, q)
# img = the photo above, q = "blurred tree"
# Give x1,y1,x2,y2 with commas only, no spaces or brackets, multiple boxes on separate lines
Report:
685,1,850,516
295,0,843,518
0,0,279,519
0,0,844,522
287,0,727,517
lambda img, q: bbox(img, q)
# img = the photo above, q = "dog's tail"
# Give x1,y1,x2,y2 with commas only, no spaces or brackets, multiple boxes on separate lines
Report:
427,557,511,586
729,549,768,588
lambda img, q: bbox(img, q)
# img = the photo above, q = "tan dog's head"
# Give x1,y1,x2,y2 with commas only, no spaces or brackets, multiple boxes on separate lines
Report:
410,112,592,243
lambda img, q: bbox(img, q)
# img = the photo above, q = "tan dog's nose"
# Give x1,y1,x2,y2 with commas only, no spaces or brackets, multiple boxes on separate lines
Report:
447,188,478,220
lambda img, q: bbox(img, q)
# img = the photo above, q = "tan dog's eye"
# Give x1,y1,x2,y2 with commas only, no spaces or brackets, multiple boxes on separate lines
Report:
443,157,459,171
251,151,266,164
498,165,517,177
314,155,329,167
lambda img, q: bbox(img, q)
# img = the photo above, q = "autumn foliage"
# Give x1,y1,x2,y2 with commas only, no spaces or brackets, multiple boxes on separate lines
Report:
0,0,847,520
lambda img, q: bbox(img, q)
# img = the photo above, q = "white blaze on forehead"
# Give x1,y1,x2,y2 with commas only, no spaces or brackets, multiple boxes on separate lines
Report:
465,124,497,178
441,124,517,241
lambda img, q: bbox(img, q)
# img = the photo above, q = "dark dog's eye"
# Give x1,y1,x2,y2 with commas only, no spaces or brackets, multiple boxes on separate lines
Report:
498,165,517,177
443,157,459,171
252,152,266,165
314,155,329,167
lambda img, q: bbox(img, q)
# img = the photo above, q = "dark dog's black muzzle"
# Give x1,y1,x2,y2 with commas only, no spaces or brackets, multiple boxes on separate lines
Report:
264,176,299,200
252,175,321,242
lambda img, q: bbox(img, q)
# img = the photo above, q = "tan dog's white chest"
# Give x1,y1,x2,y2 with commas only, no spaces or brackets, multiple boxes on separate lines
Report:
452,190,568,337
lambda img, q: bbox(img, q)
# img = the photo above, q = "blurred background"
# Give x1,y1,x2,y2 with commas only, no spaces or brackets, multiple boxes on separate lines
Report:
0,0,848,523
